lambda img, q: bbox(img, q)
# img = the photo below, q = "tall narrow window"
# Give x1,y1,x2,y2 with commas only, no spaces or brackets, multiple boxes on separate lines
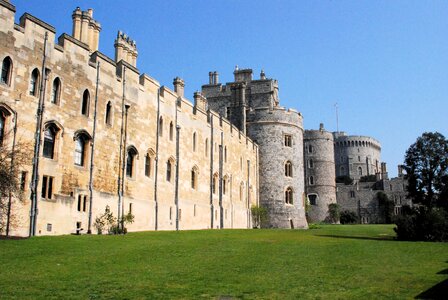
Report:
51,77,61,104
74,136,86,166
159,117,163,137
285,161,293,177
126,147,138,177
169,122,173,141
166,160,172,182
145,154,151,177
0,111,5,145
224,146,227,162
308,194,317,206
1,56,12,85
309,176,314,185
308,144,313,153
105,101,112,125
43,127,56,159
212,174,218,194
358,167,363,176
29,68,39,96
191,167,198,189
308,159,314,169
41,175,53,200
205,138,208,157
285,187,293,204
81,90,90,116
223,177,227,195
77,195,82,211
193,132,197,152
284,135,292,147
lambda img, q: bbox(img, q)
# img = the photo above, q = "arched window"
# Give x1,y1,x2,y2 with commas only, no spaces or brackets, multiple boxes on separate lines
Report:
358,167,363,176
285,161,293,177
308,194,318,206
191,167,198,189
169,122,173,141
29,68,39,96
193,132,197,152
1,56,12,85
212,173,218,194
105,101,112,125
74,134,89,166
159,117,163,137
205,138,208,157
81,90,90,116
126,147,138,177
308,144,313,153
285,187,293,204
144,154,152,177
309,176,314,185
51,77,61,104
166,160,172,182
308,159,314,169
43,126,57,159
0,110,5,145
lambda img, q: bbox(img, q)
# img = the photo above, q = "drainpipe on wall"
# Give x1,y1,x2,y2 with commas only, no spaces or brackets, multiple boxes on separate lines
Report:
29,32,49,237
174,124,180,231
6,110,17,237
121,104,130,231
117,66,126,223
247,159,251,228
87,61,100,234
219,131,224,229
209,114,214,229
153,87,161,230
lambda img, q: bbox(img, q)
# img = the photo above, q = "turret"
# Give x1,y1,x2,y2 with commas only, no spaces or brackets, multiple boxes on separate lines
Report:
173,77,185,97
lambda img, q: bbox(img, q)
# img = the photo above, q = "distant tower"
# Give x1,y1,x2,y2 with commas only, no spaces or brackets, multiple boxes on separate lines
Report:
202,68,308,229
333,132,382,180
304,124,337,222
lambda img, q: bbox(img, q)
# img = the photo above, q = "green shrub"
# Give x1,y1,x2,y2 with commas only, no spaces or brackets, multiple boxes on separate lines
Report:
336,176,353,185
359,175,377,182
326,203,340,224
394,206,448,241
340,210,358,224
251,205,269,228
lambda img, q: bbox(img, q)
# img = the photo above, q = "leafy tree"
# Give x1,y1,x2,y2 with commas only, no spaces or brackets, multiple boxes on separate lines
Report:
403,132,448,209
376,192,394,224
326,203,340,224
336,176,353,185
251,205,268,228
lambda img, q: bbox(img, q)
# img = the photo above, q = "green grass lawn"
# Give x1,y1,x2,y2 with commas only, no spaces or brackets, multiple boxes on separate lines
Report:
1,225,447,299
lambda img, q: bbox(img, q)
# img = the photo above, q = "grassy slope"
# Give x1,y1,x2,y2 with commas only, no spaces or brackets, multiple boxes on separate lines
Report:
0,225,447,299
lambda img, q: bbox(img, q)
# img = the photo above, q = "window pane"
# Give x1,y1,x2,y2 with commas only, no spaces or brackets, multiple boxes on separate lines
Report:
41,176,47,198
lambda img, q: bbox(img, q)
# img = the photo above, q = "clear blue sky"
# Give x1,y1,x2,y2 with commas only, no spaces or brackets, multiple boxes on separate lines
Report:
14,0,448,177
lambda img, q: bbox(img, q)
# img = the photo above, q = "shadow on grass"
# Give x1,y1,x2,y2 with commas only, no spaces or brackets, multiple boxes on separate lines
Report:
415,261,448,300
315,234,395,241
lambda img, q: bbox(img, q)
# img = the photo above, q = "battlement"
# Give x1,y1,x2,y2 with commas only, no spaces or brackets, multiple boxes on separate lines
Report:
333,134,381,151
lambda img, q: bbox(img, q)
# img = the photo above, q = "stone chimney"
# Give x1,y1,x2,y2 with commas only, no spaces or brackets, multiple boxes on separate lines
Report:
398,165,404,177
173,77,185,97
260,69,266,80
72,7,101,51
114,31,138,67
381,162,388,180
234,67,253,82
194,91,208,111
319,123,324,131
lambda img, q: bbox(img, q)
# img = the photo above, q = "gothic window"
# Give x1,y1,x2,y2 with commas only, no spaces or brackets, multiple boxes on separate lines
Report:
358,155,361,161
284,135,292,147
1,56,12,85
51,77,61,104
169,121,173,141
285,187,293,204
212,173,218,194
308,159,314,169
340,166,345,176
74,135,88,166
41,175,54,200
166,160,172,182
43,126,57,159
81,89,90,116
0,110,5,146
126,147,138,177
308,144,313,153
105,101,112,125
191,167,198,189
29,68,40,96
350,191,355,198
193,132,197,152
309,176,314,185
144,154,152,177
308,194,318,206
358,167,363,176
285,161,293,177
159,117,163,137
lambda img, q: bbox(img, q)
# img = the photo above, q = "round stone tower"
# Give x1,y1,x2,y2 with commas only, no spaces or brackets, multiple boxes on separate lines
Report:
304,124,336,222
333,132,381,180
247,107,308,229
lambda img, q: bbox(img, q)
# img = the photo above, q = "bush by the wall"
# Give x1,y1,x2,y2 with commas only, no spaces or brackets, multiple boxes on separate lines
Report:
340,210,359,224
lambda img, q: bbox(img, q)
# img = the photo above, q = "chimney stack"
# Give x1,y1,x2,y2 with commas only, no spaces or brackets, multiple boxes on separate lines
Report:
398,165,404,177
114,31,138,67
194,91,208,111
381,162,388,180
72,7,101,52
173,77,185,97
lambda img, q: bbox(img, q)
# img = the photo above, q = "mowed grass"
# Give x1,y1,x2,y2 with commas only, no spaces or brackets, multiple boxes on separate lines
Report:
1,225,447,299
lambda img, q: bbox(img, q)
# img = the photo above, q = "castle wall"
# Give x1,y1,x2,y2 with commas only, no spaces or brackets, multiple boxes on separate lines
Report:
0,1,258,236
333,132,381,180
304,127,336,222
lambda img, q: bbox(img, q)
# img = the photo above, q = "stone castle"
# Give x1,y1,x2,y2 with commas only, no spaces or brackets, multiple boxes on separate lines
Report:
0,1,410,236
